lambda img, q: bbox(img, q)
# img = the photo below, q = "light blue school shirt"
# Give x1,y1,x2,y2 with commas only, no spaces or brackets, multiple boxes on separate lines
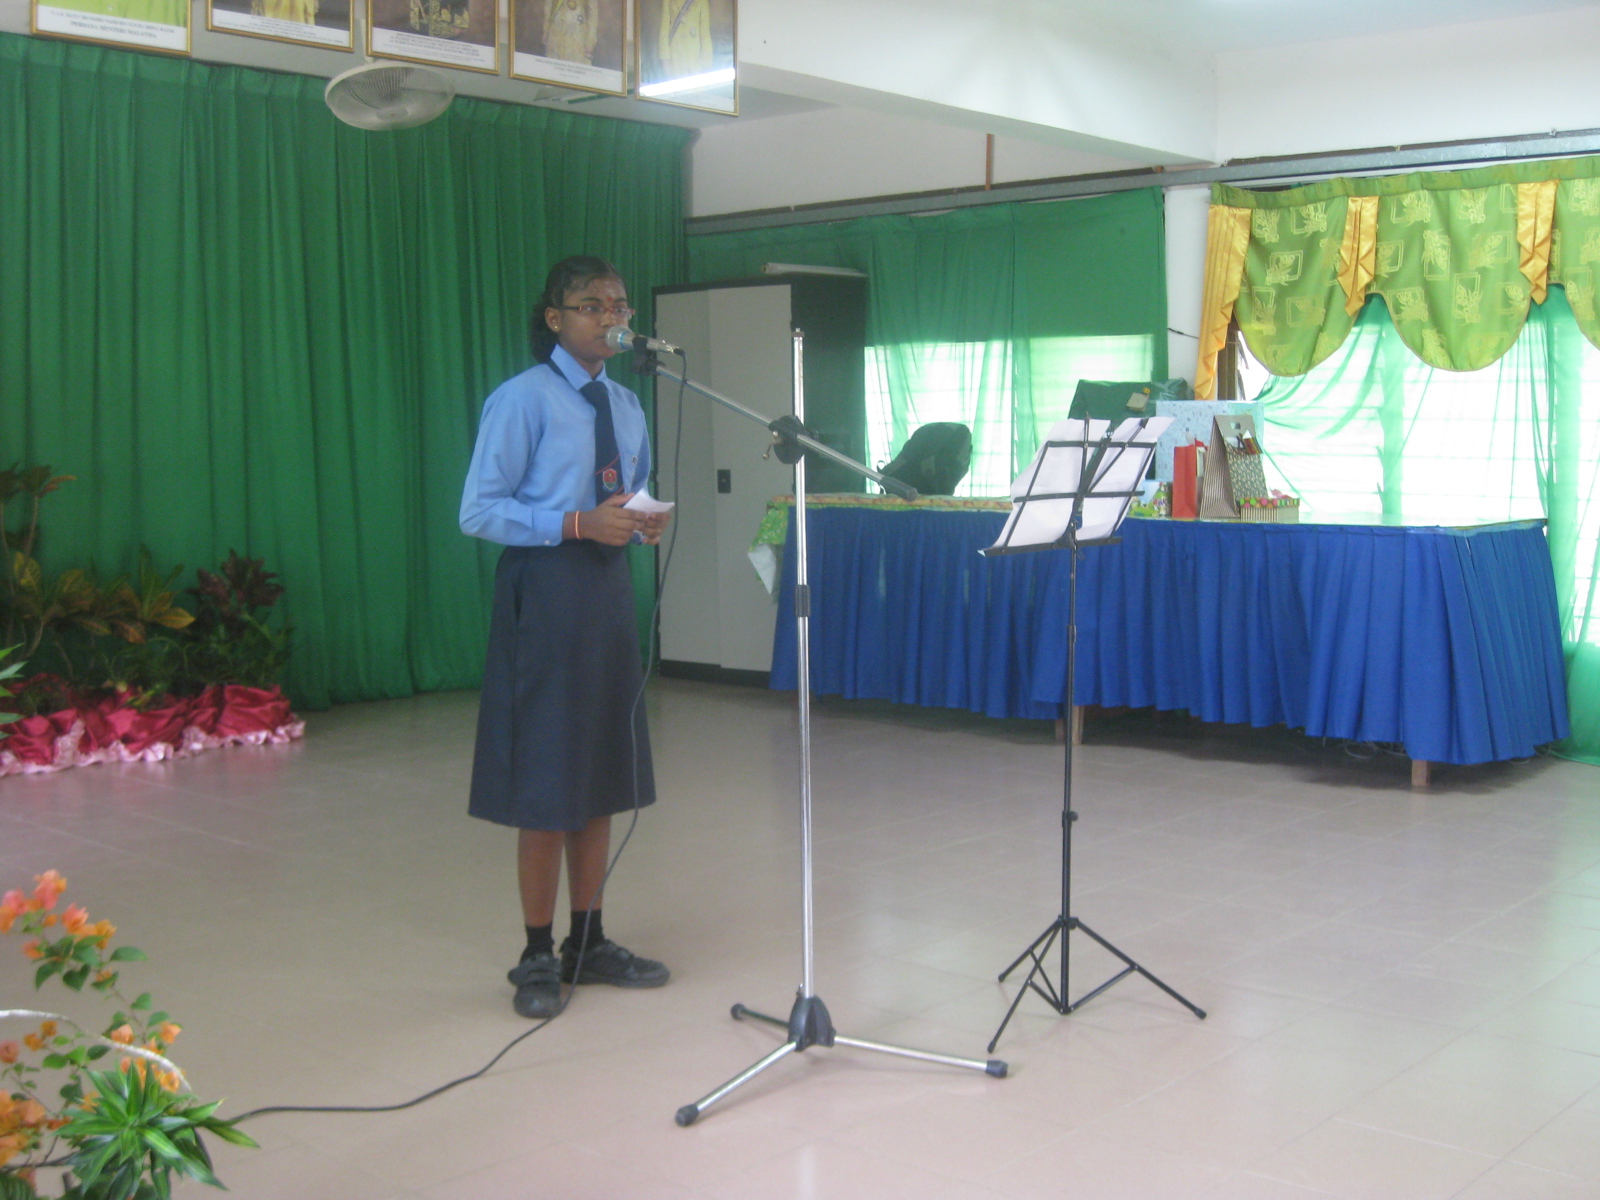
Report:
459,344,652,547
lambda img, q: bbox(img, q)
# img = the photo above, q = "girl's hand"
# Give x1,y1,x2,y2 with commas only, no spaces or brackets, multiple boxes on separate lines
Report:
577,493,646,546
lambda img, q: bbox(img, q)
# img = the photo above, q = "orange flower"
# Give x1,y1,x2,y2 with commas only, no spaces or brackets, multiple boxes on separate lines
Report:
89,919,115,946
107,1024,134,1046
32,871,66,911
155,1070,182,1093
21,940,41,961
15,1100,44,1127
22,1035,42,1052
60,904,89,935
0,889,24,933
156,1022,181,1046
0,1132,22,1168
38,1022,56,1039
0,1042,17,1064
94,969,114,984
41,915,56,927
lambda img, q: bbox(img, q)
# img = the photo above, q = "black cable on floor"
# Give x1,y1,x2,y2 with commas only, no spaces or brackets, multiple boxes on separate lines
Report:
234,353,692,1124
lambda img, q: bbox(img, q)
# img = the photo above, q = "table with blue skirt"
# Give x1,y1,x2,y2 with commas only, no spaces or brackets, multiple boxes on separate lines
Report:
767,505,1570,772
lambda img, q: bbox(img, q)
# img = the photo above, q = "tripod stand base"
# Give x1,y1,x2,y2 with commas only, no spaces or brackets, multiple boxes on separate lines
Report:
676,993,1007,1126
988,916,1206,1053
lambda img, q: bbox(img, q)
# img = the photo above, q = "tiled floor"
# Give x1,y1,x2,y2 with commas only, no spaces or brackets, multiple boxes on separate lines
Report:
3,680,1599,1199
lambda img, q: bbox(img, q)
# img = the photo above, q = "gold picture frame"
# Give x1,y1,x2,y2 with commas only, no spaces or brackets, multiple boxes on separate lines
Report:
207,0,353,50
511,0,628,97
635,0,736,115
368,0,499,75
30,0,191,54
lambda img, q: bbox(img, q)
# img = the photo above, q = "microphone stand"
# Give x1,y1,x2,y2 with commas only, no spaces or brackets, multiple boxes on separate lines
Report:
638,335,1008,1128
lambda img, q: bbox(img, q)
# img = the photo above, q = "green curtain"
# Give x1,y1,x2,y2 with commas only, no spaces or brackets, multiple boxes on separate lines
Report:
1215,157,1600,380
687,190,1167,494
0,33,689,709
1257,291,1600,764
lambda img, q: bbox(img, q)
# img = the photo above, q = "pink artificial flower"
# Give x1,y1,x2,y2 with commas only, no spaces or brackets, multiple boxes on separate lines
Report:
32,871,66,911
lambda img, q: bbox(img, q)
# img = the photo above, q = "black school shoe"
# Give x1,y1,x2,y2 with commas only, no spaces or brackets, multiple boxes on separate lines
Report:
507,951,562,1019
560,937,670,988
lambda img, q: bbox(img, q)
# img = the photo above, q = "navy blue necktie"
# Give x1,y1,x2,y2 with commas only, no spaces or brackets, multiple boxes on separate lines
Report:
579,380,621,506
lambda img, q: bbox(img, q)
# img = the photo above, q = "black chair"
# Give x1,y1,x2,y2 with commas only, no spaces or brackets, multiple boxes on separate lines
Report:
880,422,972,496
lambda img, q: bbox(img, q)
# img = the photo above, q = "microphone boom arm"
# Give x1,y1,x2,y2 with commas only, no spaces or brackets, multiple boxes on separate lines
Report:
645,356,919,502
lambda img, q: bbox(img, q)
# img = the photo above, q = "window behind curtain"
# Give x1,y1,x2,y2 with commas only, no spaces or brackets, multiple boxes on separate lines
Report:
1256,295,1600,653
865,333,1156,496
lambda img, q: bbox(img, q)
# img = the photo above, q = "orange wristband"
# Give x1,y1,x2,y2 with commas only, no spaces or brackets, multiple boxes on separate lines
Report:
573,511,582,540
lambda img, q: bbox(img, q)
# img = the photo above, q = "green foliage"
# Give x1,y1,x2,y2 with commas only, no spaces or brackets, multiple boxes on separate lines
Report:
0,468,292,725
1,872,255,1199
56,1067,255,1200
0,646,23,726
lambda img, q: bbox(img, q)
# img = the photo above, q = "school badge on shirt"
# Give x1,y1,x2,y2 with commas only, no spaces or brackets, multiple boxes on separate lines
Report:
600,461,620,493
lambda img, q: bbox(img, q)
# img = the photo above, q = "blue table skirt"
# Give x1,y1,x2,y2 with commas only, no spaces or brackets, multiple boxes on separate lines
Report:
770,510,1570,765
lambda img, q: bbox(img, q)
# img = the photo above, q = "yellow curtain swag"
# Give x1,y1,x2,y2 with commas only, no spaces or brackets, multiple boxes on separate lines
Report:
1337,195,1379,317
1194,204,1250,400
1518,179,1557,304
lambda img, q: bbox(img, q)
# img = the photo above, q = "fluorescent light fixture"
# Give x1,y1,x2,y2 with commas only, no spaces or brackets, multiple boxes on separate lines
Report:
762,263,867,278
638,67,735,97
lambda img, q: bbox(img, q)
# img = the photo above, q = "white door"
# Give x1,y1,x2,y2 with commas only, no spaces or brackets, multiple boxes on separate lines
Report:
655,284,794,673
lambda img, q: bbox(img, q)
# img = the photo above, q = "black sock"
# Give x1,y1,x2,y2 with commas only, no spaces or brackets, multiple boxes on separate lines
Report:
523,923,554,961
566,909,604,950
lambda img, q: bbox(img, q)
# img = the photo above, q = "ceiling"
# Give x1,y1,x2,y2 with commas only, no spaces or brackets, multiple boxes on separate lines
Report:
1034,0,1600,55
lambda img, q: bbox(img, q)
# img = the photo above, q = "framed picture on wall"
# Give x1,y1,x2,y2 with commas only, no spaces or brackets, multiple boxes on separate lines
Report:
31,0,190,53
208,0,353,49
368,0,498,73
512,0,627,95
635,0,736,115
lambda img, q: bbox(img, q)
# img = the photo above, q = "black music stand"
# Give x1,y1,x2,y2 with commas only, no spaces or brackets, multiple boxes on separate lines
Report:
981,417,1207,1053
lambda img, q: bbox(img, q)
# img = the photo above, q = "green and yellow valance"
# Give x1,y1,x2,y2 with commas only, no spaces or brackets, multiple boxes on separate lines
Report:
1195,156,1600,396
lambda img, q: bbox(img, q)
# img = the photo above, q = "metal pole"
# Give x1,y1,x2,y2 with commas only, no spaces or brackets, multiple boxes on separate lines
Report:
792,330,816,999
664,338,1007,1126
1061,541,1079,1007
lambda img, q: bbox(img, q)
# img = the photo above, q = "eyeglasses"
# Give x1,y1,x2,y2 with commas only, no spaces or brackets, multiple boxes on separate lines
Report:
560,303,634,319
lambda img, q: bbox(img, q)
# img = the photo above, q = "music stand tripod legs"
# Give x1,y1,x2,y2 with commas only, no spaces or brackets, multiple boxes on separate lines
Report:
649,334,1007,1128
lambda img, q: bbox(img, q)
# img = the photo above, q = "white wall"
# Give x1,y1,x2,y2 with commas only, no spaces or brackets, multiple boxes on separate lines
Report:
739,0,1217,164
688,105,1145,217
1164,184,1211,387
1215,6,1600,161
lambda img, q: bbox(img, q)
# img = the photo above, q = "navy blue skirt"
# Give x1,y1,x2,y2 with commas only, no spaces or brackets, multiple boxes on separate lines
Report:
468,542,655,831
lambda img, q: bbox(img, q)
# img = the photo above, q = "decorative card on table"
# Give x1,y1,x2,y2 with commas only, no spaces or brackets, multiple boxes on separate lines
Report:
1153,400,1263,482
1198,414,1269,519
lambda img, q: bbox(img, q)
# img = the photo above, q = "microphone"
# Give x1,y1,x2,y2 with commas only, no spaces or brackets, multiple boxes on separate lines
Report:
605,325,681,355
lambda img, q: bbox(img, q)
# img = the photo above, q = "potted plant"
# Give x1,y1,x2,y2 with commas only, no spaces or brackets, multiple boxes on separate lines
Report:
1,871,256,1199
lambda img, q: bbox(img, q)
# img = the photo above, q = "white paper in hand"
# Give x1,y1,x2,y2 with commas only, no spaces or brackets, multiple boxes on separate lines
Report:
623,490,675,514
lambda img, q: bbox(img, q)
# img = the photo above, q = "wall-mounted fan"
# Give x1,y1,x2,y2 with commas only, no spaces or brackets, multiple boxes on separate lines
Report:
324,61,455,131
